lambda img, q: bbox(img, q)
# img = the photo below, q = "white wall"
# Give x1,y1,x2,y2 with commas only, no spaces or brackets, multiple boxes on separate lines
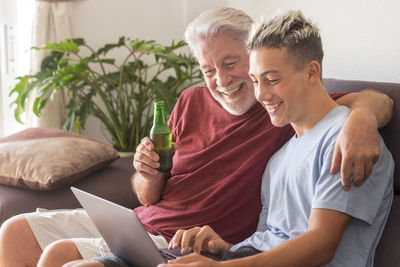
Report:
228,0,400,83
72,0,187,50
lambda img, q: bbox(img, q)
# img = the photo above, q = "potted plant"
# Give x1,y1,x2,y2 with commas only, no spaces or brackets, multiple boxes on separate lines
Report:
10,37,202,152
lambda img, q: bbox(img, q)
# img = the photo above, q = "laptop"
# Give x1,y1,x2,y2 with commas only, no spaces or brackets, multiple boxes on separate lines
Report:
71,187,182,266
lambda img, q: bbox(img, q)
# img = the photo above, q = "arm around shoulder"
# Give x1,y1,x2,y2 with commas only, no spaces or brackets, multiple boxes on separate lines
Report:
331,90,394,188
336,89,393,128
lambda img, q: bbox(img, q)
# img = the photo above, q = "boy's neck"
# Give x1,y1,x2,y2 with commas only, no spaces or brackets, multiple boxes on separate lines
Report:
291,85,338,138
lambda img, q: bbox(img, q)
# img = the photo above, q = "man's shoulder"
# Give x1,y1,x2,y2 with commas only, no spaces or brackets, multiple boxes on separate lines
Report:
176,86,212,108
171,86,211,118
180,86,208,98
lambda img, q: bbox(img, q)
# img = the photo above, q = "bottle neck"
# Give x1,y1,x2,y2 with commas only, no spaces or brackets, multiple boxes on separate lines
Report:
153,105,167,126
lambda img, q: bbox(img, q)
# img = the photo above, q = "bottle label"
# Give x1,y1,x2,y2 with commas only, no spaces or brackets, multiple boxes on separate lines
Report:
150,133,172,172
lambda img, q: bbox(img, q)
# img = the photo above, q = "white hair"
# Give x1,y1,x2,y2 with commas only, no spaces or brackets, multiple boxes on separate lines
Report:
184,7,253,56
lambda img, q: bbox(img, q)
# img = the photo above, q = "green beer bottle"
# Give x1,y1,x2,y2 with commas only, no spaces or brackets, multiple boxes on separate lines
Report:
150,100,172,172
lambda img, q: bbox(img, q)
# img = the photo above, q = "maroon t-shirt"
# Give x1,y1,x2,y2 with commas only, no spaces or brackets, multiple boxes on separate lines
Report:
135,86,344,244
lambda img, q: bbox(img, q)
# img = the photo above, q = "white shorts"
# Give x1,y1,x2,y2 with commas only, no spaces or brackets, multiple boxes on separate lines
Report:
23,208,169,259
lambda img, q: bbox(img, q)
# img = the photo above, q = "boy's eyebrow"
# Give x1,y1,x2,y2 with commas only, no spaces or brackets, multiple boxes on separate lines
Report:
261,70,280,76
249,69,280,77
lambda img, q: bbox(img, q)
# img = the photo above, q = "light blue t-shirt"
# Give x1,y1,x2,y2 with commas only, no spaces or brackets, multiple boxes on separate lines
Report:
231,106,394,266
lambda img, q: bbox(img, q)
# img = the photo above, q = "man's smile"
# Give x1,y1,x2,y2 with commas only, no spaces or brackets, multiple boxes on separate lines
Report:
218,82,244,97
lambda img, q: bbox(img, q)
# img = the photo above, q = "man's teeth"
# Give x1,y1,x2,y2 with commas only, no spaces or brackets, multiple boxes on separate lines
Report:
266,103,280,111
222,84,242,95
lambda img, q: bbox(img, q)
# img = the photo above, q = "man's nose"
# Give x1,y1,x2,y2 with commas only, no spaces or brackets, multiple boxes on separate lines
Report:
215,69,232,87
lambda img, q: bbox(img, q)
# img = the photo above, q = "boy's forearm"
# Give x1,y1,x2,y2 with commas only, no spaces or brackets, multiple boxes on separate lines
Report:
221,209,350,267
221,233,332,267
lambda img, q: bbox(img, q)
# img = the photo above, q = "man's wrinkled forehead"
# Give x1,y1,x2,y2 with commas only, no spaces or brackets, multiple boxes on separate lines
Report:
193,32,245,57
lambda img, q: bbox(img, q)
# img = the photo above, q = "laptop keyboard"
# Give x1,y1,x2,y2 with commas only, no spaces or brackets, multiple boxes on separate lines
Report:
160,249,178,261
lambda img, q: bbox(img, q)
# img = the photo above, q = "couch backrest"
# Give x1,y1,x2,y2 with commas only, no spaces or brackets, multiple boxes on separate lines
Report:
324,78,400,267
324,78,400,194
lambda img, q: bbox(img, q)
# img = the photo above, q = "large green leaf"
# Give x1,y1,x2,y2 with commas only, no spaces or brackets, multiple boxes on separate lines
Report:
42,39,80,54
10,37,202,151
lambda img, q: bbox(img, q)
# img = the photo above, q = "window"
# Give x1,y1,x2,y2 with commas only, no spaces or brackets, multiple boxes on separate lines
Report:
0,0,34,137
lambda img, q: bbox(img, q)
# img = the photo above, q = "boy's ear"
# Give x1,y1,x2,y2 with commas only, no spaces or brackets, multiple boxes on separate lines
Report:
307,60,321,83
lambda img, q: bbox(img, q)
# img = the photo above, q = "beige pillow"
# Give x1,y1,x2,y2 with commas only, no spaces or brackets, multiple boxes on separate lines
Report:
0,128,120,191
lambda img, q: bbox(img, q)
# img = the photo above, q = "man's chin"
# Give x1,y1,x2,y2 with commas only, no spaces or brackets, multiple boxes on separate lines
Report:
220,101,256,116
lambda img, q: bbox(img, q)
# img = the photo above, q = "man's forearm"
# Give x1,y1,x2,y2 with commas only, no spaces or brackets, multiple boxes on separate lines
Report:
336,89,393,128
132,172,166,206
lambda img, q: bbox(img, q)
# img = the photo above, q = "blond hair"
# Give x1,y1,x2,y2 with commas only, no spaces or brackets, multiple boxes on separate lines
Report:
248,10,323,78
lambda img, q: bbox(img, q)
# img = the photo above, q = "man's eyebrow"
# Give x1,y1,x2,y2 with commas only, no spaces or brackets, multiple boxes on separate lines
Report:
200,64,212,69
222,54,241,61
200,54,241,69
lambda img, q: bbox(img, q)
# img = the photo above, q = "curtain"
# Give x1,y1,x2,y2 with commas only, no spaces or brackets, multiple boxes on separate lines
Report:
26,0,74,129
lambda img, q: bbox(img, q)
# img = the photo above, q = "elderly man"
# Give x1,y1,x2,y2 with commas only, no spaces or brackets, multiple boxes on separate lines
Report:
0,7,393,267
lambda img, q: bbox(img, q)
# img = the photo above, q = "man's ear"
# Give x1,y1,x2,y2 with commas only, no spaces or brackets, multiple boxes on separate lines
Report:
307,60,321,83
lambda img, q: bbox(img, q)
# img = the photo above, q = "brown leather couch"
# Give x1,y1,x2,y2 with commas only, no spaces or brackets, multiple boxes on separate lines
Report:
0,78,398,266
